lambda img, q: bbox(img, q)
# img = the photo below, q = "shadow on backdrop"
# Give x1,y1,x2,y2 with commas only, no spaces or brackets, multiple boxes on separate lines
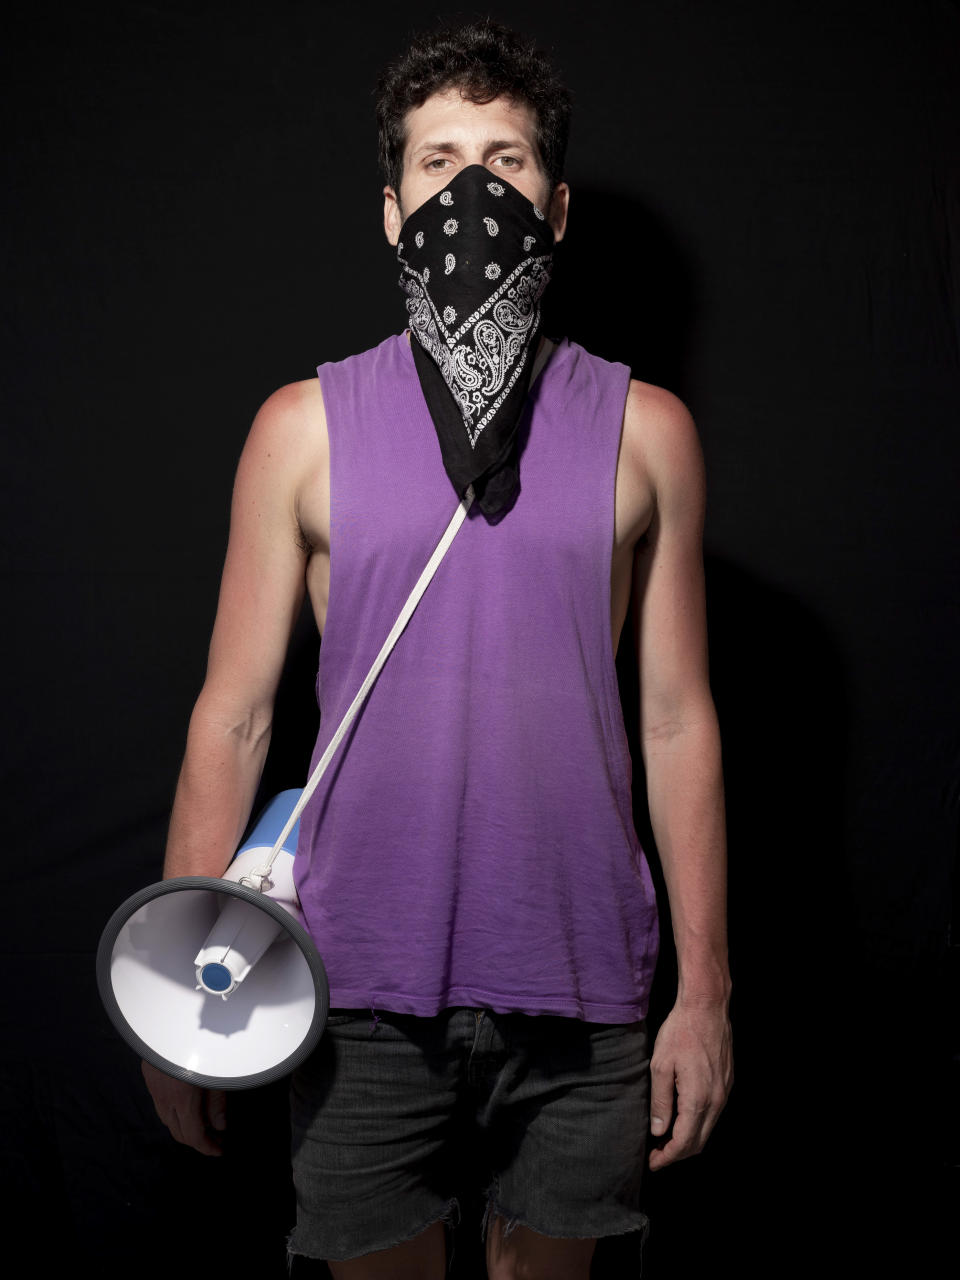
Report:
545,186,696,394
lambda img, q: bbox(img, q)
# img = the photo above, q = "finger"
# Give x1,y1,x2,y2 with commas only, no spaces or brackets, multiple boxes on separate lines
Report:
648,1110,705,1170
175,1096,224,1157
164,1107,186,1147
648,1137,684,1172
142,1063,224,1156
649,1059,676,1139
655,1105,705,1167
207,1089,228,1133
649,1086,722,1171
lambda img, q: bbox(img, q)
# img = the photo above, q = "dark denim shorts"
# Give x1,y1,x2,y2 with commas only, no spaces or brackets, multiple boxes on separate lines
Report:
288,1007,651,1263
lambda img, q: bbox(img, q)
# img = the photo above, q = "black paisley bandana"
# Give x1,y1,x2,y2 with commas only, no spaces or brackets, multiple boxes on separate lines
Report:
398,164,554,518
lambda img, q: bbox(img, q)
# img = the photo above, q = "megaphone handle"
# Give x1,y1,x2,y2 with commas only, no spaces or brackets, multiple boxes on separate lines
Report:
249,486,475,885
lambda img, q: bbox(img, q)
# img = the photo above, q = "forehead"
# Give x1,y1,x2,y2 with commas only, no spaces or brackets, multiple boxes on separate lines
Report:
401,89,539,157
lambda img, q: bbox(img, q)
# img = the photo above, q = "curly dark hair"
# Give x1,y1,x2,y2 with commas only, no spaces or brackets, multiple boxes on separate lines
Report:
375,18,571,194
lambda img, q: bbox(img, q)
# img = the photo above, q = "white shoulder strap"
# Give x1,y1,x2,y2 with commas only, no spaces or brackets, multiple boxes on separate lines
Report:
243,339,556,888
243,484,475,887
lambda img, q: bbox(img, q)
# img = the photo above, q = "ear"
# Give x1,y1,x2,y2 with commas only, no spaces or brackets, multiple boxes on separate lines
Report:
384,186,403,246
548,182,570,244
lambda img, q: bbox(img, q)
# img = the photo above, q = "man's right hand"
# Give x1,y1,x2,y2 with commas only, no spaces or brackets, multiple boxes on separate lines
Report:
142,1060,227,1156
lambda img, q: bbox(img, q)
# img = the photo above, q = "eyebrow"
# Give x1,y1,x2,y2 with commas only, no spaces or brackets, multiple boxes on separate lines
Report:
410,137,533,157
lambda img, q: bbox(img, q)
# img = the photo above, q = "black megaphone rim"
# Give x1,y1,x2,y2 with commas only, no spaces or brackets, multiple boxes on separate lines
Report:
96,876,330,1090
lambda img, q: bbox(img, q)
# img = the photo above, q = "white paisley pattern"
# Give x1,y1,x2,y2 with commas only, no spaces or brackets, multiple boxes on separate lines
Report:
483,217,499,236
443,218,458,235
444,253,455,275
401,255,552,447
485,262,501,280
439,190,453,205
487,182,505,196
523,235,536,251
415,230,424,248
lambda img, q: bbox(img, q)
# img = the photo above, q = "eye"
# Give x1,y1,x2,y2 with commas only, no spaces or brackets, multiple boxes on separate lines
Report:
426,157,451,171
494,154,521,169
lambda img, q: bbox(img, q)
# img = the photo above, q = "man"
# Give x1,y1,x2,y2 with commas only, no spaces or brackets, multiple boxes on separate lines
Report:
145,20,732,1280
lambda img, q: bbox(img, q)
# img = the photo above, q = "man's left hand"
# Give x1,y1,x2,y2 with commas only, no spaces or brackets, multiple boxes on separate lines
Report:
647,999,733,1171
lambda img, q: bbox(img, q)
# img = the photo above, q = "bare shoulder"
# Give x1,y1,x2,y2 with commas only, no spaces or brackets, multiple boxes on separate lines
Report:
622,378,705,515
214,376,329,564
240,378,326,469
229,378,327,519
257,377,325,419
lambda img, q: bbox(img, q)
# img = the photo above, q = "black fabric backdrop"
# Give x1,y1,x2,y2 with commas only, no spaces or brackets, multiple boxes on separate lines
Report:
3,1,958,1275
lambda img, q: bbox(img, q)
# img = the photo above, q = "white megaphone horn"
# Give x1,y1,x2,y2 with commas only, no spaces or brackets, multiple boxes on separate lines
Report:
97,488,477,1091
97,790,329,1090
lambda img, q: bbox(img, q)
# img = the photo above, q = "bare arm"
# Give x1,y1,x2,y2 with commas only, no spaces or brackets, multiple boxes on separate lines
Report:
163,379,326,877
624,383,733,1170
145,378,327,1152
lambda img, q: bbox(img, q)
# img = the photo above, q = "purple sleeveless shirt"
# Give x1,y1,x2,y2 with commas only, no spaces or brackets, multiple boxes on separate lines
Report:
294,333,659,1022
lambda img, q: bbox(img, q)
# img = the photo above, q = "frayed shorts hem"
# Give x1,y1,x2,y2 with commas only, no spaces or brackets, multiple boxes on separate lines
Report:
286,1197,460,1265
482,1193,651,1246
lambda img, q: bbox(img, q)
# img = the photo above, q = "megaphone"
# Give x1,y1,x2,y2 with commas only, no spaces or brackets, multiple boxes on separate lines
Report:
97,790,329,1090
